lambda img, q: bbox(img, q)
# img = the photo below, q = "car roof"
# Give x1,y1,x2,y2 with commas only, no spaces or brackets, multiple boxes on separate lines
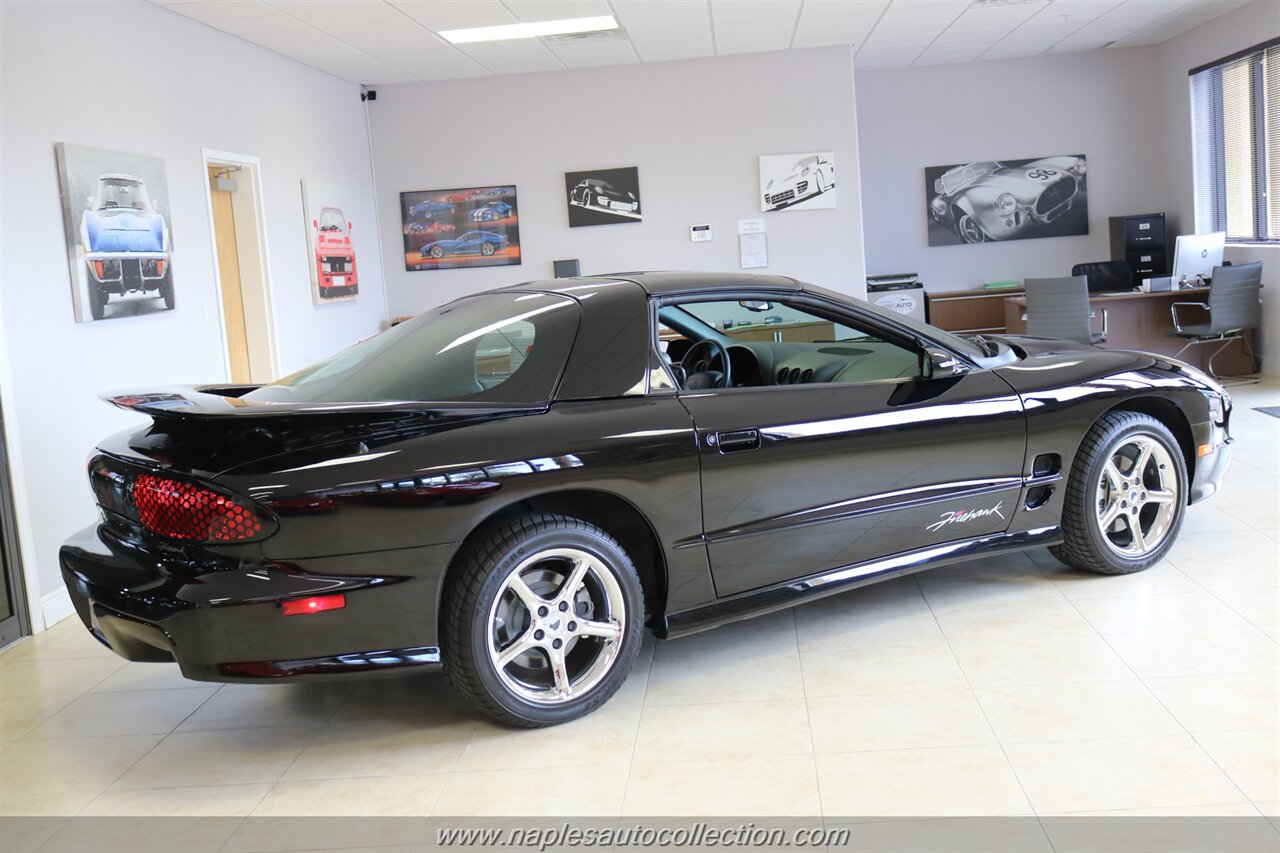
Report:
506,271,804,297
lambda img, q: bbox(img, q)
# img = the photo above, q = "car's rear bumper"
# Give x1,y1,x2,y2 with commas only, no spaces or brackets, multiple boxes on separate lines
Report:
59,524,456,683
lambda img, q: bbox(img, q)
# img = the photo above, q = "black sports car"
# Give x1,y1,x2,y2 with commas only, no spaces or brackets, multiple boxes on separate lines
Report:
60,272,1232,726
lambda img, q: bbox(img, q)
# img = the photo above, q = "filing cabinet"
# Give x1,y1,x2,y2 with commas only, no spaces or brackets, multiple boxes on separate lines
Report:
1109,213,1167,282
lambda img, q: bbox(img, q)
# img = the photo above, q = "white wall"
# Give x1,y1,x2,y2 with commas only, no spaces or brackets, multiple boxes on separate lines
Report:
855,47,1164,291
1156,0,1280,374
369,47,867,318
0,0,389,628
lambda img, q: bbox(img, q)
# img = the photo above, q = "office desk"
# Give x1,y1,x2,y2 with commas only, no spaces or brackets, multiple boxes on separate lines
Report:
1003,287,1255,375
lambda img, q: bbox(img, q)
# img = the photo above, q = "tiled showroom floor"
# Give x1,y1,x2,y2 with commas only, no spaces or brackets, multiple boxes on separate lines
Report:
2,381,1277,827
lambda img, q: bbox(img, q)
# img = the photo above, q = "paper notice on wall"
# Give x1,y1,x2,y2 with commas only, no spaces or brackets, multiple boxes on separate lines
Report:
739,233,767,269
738,218,766,235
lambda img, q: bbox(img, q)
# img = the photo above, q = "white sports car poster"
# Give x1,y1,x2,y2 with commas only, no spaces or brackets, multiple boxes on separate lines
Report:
760,152,836,212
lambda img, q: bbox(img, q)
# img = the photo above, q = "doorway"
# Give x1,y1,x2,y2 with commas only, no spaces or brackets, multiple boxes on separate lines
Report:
0,397,30,647
202,151,278,384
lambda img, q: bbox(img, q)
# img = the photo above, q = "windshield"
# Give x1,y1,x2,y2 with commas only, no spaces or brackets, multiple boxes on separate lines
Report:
95,178,153,213
319,208,346,232
937,162,1000,195
244,293,580,405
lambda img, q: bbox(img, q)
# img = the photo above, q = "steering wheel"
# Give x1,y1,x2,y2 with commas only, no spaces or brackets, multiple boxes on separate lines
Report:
681,339,732,390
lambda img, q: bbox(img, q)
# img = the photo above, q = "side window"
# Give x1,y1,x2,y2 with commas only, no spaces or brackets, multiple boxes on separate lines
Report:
474,320,535,389
666,299,922,388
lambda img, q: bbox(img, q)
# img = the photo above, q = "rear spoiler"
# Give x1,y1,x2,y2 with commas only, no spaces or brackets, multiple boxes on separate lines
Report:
100,385,543,422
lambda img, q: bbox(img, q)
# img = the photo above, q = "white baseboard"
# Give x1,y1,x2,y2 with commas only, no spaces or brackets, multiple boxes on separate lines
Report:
1257,354,1278,377
41,587,75,628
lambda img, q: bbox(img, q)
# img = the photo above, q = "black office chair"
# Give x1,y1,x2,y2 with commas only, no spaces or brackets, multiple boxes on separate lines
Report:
1171,261,1262,382
1071,260,1134,294
1023,275,1107,345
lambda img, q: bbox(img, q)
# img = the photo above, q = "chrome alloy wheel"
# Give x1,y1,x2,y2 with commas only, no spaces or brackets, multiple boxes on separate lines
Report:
1095,434,1180,558
486,547,625,705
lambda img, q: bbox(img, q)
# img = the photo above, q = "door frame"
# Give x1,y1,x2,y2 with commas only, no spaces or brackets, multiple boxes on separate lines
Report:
0,297,37,639
200,149,280,383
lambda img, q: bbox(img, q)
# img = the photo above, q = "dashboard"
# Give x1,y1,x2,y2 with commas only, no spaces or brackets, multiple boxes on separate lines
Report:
717,341,921,388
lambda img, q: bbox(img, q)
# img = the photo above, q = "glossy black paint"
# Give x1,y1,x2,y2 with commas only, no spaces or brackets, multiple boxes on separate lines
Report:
60,272,1232,683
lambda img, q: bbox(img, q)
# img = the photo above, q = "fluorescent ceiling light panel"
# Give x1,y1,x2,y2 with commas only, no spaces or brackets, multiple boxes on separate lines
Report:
439,15,619,44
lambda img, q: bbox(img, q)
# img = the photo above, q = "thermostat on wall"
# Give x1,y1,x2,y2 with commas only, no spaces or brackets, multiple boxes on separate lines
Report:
690,224,713,242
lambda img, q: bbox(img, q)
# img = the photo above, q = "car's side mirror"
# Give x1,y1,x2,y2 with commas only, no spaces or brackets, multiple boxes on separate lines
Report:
922,348,969,380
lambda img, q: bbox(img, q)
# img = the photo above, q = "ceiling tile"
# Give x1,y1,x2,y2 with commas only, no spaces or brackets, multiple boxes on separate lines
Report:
792,0,889,49
613,0,714,62
549,39,642,69
162,0,278,23
710,0,802,55
289,3,405,28
388,0,516,31
211,14,311,36
321,20,450,61
454,40,566,74
503,0,613,21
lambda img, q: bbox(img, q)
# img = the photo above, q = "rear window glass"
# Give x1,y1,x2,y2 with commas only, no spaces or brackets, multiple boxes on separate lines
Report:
243,293,579,405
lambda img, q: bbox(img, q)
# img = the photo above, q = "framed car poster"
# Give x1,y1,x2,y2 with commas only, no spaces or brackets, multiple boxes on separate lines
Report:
399,185,520,271
302,179,359,303
55,143,175,323
760,152,836,212
565,167,641,227
925,155,1088,246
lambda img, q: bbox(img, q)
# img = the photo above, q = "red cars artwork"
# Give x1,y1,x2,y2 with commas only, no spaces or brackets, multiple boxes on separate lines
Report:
313,206,358,298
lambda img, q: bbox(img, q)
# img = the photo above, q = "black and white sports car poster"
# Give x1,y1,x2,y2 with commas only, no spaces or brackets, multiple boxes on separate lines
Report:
925,155,1088,246
760,152,836,212
565,167,641,227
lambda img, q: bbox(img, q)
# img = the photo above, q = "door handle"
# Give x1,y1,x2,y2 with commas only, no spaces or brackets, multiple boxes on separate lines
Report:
714,429,760,453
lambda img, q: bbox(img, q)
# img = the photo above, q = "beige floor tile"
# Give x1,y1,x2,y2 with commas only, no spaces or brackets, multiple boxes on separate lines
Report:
253,775,447,816
608,637,654,708
933,598,1098,644
646,649,804,705
1072,590,1254,635
1258,624,1280,642
1043,803,1261,816
458,703,640,771
1168,531,1280,589
28,687,216,739
1210,587,1280,626
1004,734,1244,813
632,699,810,764
38,815,239,852
1044,560,1201,601
807,689,994,754
652,609,798,664
916,556,1064,614
816,745,1031,816
112,727,319,789
949,634,1134,688
1195,729,1280,803
1219,502,1280,531
81,783,271,816
175,682,354,732
282,720,475,781
0,790,97,817
434,764,628,816
974,680,1181,744
0,734,160,795
623,755,820,816
0,693,77,742
1178,506,1259,536
89,662,211,694
223,818,424,853
327,672,474,726
793,579,943,651
1106,627,1279,678
800,641,968,698
0,656,124,697
1143,671,1279,733
0,624,117,665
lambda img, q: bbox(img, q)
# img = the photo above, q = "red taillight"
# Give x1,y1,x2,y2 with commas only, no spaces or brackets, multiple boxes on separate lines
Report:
132,475,265,542
281,594,346,616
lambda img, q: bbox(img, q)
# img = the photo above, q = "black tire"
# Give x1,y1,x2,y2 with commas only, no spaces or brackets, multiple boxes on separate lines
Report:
159,272,175,310
1051,411,1188,574
957,212,987,243
480,242,495,256
441,513,645,727
429,245,444,259
88,284,107,321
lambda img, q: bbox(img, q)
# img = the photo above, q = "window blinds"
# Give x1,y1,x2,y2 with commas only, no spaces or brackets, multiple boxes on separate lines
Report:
1190,39,1279,242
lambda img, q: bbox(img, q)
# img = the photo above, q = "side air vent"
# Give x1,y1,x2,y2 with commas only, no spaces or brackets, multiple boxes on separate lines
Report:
1032,453,1061,477
800,369,814,383
777,368,789,384
789,368,802,384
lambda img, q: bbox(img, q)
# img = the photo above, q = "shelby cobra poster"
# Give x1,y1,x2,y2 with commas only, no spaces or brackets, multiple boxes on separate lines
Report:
55,143,175,323
399,185,521,271
760,152,836,212
302,179,359,304
565,166,641,227
926,155,1088,246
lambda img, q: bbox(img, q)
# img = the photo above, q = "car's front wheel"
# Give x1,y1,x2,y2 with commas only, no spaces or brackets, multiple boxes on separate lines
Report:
442,514,644,726
1052,411,1187,574
159,272,175,310
957,212,987,243
480,242,495,256
429,246,444,259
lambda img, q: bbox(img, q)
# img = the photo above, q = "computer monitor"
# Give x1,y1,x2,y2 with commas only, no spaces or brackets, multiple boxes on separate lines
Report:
1171,231,1225,284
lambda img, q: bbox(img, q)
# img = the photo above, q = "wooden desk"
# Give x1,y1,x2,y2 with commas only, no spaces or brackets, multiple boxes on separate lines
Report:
1004,287,1255,375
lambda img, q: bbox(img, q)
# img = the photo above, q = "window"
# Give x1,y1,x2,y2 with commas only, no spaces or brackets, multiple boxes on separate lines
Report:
1190,38,1279,242
244,293,579,404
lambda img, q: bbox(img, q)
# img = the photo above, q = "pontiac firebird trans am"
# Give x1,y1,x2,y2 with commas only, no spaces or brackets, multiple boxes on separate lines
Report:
61,272,1232,726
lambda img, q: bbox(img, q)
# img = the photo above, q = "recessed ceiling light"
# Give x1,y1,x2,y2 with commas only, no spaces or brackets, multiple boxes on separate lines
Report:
439,15,619,45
